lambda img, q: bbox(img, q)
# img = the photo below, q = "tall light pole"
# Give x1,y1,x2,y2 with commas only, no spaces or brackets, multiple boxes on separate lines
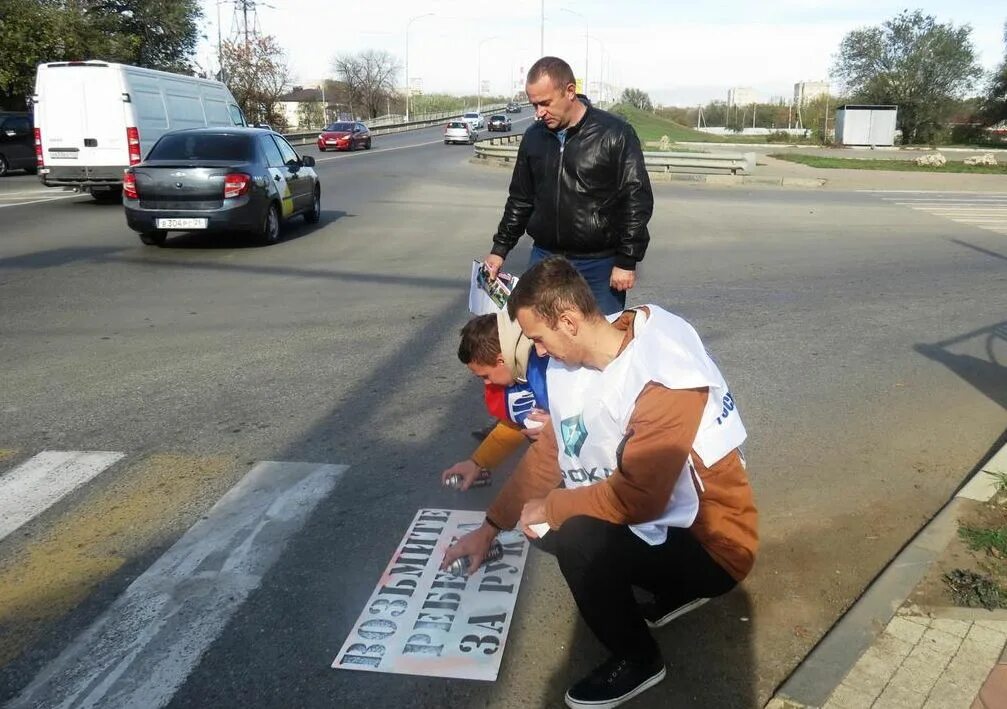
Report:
405,12,434,122
540,0,545,56
560,8,587,96
587,35,605,102
477,36,498,113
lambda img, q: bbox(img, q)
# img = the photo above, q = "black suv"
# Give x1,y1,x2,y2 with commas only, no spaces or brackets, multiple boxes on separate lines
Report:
0,112,36,176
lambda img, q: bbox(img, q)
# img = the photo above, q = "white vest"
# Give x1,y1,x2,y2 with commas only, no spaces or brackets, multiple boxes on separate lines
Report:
547,306,747,545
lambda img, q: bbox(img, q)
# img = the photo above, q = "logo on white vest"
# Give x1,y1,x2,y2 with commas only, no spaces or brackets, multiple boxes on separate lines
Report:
560,414,588,457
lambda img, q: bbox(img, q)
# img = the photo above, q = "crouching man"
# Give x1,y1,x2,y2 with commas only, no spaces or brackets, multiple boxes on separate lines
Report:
441,256,758,708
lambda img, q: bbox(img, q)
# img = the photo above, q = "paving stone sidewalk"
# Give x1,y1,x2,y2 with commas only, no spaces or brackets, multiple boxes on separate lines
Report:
768,444,1007,709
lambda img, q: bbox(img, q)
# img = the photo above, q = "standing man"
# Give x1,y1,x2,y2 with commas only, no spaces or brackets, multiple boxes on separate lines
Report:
442,257,758,709
482,57,654,315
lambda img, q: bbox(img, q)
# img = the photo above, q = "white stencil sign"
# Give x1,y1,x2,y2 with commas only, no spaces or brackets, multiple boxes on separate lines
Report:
333,509,530,681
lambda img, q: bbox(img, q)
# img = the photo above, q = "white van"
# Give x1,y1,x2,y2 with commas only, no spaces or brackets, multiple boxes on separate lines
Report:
33,61,246,200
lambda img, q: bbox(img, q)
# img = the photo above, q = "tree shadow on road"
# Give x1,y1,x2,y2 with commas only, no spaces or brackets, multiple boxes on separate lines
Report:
0,245,125,270
160,210,352,250
914,321,1007,410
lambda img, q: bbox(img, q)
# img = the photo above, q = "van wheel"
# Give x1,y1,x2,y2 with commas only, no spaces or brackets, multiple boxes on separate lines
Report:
257,203,281,244
92,188,122,204
304,187,321,224
138,230,167,246
0,155,8,177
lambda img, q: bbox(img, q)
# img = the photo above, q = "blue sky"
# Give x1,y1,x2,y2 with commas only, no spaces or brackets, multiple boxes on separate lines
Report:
198,1,1005,105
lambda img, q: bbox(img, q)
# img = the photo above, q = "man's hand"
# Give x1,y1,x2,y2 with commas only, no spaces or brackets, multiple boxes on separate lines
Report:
483,254,505,280
610,266,636,292
521,409,550,442
440,521,498,576
519,498,548,539
440,459,482,491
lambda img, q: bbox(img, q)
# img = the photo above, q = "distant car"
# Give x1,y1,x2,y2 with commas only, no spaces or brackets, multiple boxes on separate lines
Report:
462,112,485,130
505,102,522,114
487,115,512,132
123,127,320,246
444,120,476,145
317,121,371,152
0,111,36,176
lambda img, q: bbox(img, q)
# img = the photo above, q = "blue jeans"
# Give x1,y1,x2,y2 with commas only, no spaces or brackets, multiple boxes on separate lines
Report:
529,246,627,315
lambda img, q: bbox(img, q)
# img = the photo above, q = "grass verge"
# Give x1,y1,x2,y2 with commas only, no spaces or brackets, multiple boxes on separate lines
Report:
608,104,725,143
768,153,1007,174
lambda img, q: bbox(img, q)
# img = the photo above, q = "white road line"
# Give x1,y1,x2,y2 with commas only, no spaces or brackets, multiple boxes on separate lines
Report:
862,190,1007,195
315,138,445,162
9,460,347,709
0,451,125,542
0,193,87,209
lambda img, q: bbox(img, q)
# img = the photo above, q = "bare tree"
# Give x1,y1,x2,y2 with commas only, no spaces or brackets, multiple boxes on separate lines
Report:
221,35,292,129
332,50,400,119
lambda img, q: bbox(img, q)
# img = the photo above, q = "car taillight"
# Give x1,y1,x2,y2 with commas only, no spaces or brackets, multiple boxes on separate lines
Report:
34,127,44,167
126,127,141,165
223,173,250,199
123,171,138,199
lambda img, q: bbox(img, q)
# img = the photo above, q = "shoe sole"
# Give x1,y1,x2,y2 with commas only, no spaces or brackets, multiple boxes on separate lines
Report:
645,597,710,629
564,666,666,709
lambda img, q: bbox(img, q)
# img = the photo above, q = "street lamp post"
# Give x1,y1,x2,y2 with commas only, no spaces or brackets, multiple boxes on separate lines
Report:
587,34,605,102
477,36,498,113
405,13,434,122
561,8,588,96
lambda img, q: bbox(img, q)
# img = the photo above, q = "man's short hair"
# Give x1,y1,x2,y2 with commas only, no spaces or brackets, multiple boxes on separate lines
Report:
458,314,501,366
507,256,603,326
527,57,576,91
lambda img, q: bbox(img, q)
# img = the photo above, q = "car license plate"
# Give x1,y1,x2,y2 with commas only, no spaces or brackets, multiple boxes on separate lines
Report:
156,218,208,230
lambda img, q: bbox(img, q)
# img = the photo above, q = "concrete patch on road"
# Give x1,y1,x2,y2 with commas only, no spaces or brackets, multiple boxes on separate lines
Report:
8,460,346,709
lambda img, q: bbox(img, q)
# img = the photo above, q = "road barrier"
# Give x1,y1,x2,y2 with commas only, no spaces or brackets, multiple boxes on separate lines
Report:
281,104,520,147
472,136,757,175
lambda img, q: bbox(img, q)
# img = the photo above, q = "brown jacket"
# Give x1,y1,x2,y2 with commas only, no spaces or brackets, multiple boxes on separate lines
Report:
485,312,759,581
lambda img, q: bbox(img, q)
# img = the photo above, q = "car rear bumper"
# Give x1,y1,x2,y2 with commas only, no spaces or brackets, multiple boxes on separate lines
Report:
124,196,264,233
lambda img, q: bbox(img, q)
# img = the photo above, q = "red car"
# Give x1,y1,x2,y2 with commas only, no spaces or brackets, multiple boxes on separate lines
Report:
317,121,371,152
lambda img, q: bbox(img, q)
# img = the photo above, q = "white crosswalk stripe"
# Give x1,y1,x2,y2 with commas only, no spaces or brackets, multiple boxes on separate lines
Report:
0,450,348,709
863,190,1007,234
0,451,125,542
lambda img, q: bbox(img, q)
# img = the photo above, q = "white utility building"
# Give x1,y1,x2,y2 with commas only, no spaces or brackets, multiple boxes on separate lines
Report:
835,105,898,146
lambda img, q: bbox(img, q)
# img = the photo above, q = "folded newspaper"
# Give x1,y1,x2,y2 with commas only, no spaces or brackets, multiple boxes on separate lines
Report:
468,260,519,315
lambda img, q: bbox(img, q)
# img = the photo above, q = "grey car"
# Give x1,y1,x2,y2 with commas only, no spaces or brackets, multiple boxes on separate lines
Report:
123,128,320,246
444,120,477,145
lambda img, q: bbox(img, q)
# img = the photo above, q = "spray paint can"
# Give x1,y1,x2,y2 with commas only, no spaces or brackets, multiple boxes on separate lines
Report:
445,540,504,577
445,468,492,489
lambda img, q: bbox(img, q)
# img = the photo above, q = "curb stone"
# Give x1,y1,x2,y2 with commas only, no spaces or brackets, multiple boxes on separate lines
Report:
768,439,1007,709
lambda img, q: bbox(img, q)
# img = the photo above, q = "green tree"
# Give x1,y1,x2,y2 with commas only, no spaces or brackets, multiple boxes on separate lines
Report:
297,100,323,129
832,9,982,144
982,22,1007,126
620,87,652,112
0,0,202,110
221,35,292,129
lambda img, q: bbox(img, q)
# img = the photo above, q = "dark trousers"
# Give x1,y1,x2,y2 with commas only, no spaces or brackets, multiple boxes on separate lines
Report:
533,516,737,663
529,246,627,315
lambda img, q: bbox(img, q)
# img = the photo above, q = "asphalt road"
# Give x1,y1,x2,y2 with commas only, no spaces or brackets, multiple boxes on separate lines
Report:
0,114,1005,707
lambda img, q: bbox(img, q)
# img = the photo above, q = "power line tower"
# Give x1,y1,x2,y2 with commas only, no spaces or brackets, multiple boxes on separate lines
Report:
230,0,271,45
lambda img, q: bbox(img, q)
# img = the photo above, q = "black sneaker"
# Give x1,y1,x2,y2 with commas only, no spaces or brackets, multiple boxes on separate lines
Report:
564,655,666,708
641,597,709,629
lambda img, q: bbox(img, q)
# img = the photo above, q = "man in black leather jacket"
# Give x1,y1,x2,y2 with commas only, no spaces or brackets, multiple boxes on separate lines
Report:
482,56,653,314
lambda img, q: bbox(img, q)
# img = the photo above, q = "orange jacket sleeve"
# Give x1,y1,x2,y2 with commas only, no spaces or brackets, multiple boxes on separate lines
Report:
470,421,528,470
485,418,562,530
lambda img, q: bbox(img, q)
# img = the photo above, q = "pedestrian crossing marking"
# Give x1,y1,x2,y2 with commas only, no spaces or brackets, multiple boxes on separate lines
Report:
0,451,125,543
8,460,346,709
0,452,237,666
864,190,1007,235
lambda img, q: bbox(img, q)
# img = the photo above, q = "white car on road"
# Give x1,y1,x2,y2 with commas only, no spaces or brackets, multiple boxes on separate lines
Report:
444,121,477,145
462,112,485,130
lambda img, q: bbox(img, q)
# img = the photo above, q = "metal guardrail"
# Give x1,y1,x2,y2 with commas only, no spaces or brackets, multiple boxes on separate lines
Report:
472,137,756,175
282,104,517,146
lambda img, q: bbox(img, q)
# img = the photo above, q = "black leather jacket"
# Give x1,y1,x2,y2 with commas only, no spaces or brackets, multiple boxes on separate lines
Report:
491,106,653,270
